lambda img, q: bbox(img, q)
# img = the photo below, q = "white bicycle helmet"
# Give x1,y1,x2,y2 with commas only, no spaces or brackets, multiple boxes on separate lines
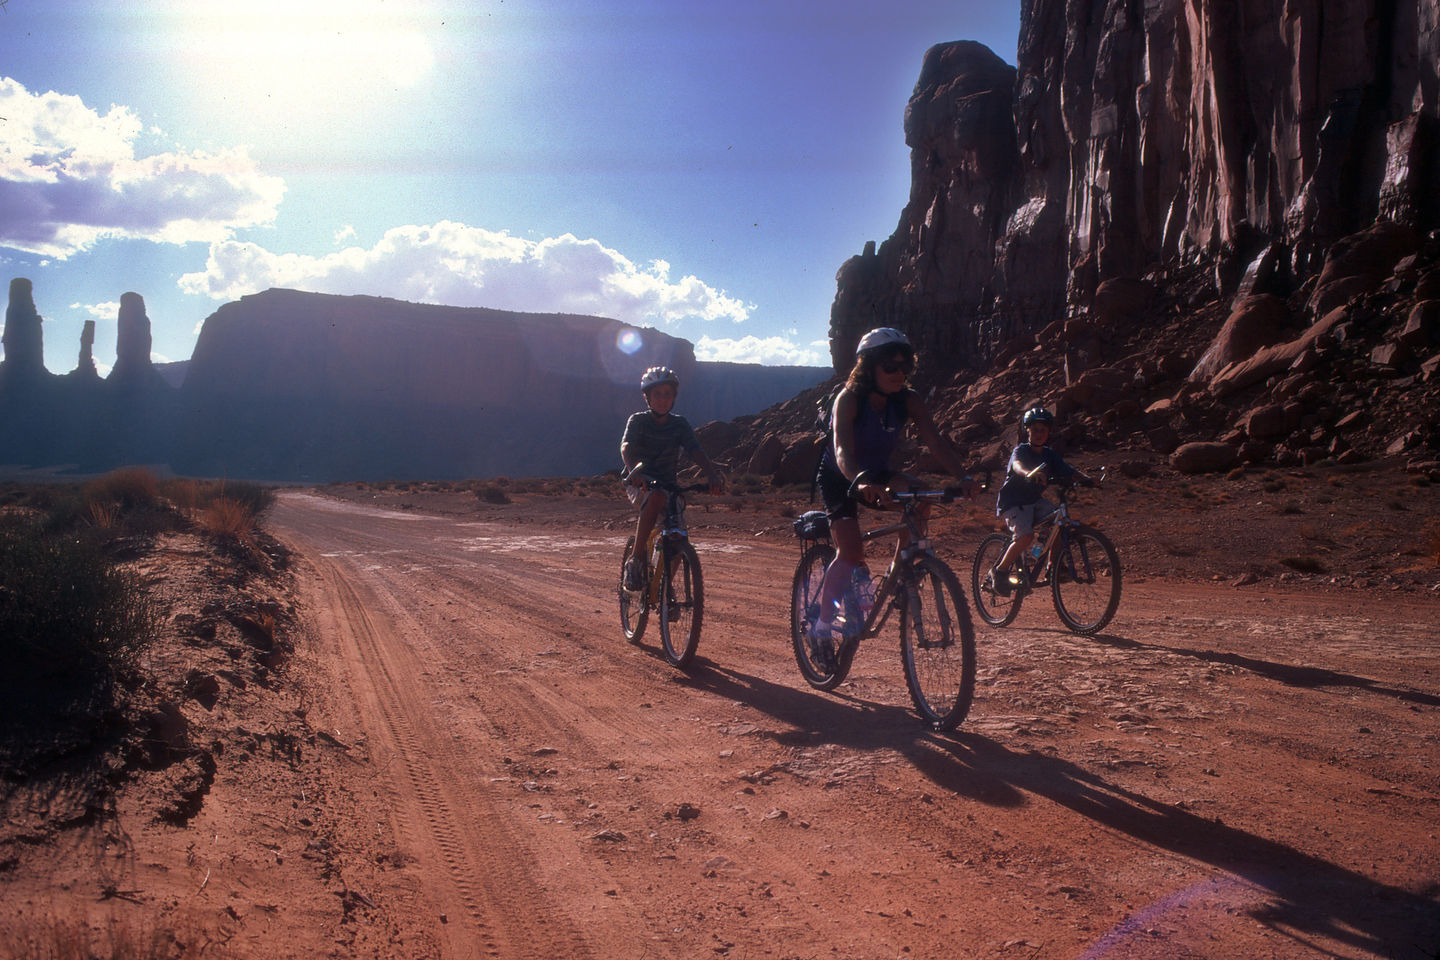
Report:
640,365,680,393
855,327,911,357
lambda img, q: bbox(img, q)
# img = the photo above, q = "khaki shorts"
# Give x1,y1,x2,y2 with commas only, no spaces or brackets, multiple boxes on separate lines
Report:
1000,499,1056,538
624,481,652,508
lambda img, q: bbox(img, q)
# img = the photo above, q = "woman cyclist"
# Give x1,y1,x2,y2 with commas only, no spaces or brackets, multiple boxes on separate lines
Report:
810,327,976,640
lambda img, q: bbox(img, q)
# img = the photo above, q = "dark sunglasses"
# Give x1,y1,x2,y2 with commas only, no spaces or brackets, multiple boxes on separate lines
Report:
878,356,914,375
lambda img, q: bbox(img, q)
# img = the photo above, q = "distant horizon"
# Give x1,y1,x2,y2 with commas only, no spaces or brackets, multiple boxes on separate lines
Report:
8,282,834,379
1,1,1019,373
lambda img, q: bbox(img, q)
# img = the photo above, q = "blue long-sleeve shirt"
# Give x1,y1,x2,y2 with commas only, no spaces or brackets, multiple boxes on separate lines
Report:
995,443,1076,513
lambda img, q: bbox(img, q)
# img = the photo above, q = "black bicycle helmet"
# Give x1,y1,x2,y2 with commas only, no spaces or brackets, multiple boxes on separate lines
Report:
1022,406,1055,427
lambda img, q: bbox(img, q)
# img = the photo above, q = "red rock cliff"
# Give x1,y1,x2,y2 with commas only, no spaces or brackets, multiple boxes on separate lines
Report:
831,0,1440,372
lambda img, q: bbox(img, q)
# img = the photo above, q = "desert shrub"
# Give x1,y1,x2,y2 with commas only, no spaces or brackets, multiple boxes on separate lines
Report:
0,515,153,766
83,467,161,511
73,468,188,537
162,478,274,523
1280,555,1327,574
198,497,258,546
213,480,274,518
476,484,512,505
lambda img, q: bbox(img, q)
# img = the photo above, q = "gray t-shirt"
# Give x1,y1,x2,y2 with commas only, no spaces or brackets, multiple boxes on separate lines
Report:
621,411,700,484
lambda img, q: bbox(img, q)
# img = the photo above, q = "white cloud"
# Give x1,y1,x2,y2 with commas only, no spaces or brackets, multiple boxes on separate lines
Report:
695,334,828,367
71,301,121,321
178,221,754,327
0,78,285,258
333,225,358,244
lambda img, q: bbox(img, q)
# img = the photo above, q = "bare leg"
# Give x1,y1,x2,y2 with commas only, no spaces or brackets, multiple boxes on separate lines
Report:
816,516,864,623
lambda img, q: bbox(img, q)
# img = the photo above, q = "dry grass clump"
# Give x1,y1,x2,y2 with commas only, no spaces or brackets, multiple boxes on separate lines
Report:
83,466,161,511
160,478,275,547
200,496,260,546
475,483,512,505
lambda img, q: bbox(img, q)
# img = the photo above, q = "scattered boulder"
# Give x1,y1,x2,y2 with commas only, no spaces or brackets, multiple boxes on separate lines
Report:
1242,403,1288,440
1090,278,1153,330
1397,301,1440,348
774,437,824,487
1371,342,1410,368
1171,442,1239,474
747,435,785,476
1190,295,1290,384
1209,307,1350,396
1146,423,1181,455
1307,222,1422,318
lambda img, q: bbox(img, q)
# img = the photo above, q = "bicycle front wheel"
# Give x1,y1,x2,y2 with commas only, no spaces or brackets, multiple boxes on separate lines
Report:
971,532,1022,627
790,542,854,690
1051,525,1122,635
900,556,976,731
659,540,703,668
619,535,648,644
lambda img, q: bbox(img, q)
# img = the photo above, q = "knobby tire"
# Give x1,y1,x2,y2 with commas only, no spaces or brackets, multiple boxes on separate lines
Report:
789,542,855,690
1051,525,1122,635
971,532,1022,627
619,535,647,644
899,555,976,731
659,540,704,668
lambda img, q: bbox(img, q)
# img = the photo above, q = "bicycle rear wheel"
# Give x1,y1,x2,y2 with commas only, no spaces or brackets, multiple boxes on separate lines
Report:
619,535,648,644
971,532,1022,627
1051,525,1121,635
790,542,854,690
900,556,976,731
659,540,703,668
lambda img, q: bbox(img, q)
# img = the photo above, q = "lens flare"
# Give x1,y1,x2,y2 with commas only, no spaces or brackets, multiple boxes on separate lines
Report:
616,329,643,355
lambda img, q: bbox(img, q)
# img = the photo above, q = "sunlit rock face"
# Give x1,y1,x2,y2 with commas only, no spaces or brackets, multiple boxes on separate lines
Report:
830,0,1440,373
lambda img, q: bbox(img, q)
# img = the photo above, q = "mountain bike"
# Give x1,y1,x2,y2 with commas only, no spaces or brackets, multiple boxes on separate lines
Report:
970,474,1121,634
789,474,976,731
618,473,708,668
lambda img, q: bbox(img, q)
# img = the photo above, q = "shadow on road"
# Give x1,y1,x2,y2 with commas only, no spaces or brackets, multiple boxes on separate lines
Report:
677,658,1439,960
920,732,1439,960
1085,629,1440,707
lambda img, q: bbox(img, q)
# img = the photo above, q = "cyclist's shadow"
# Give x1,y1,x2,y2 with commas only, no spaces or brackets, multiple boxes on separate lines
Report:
924,733,1438,957
678,659,1437,960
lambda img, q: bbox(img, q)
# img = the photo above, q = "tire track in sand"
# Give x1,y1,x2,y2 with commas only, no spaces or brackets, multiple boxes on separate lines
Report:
300,549,593,960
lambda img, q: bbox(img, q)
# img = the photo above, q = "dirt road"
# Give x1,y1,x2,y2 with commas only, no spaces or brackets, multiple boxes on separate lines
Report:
269,490,1440,960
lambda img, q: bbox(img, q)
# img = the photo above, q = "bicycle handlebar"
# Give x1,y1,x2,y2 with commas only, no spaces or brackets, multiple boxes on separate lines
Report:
848,468,982,507
624,462,714,495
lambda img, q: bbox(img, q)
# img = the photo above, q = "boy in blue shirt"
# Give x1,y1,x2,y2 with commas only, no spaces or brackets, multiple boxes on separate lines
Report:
620,366,724,590
989,406,1093,594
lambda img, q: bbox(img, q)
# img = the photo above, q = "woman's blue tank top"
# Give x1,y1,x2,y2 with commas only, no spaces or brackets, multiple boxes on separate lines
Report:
822,389,907,474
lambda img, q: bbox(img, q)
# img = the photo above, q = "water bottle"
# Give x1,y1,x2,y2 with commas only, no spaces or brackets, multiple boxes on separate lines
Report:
1029,542,1044,560
851,565,875,621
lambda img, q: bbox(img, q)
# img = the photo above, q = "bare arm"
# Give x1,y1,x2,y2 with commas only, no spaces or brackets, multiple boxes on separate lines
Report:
831,388,863,482
907,394,978,496
689,447,725,493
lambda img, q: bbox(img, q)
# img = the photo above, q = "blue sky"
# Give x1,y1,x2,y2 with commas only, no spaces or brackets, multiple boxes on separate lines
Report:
1,0,1018,373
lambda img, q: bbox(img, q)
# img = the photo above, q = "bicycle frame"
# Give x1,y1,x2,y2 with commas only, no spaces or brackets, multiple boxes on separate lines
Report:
644,485,696,602
844,489,958,641
1010,484,1093,590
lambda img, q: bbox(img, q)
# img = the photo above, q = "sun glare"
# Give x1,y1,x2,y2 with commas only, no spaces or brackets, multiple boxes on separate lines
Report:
176,0,435,117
